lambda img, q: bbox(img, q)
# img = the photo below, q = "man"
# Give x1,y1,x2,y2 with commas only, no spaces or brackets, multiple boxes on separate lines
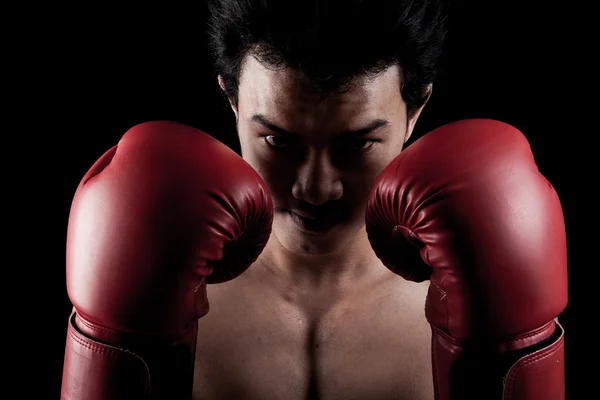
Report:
195,0,566,398
60,0,567,399
193,0,445,398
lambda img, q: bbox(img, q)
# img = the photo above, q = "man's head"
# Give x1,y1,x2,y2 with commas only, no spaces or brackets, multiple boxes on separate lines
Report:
208,0,447,257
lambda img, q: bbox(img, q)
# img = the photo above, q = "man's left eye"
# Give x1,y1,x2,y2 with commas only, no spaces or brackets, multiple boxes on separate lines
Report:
350,139,376,151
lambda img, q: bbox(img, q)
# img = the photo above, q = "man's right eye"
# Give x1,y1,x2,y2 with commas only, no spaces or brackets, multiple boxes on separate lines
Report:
264,135,289,148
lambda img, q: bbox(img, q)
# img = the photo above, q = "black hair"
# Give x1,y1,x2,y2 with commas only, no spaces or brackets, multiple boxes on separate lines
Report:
207,0,448,114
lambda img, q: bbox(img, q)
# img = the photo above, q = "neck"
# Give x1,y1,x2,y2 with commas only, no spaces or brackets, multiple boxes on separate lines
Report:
255,225,383,288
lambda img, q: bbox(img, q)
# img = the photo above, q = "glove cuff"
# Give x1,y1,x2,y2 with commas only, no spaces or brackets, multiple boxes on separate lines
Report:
430,319,565,400
502,319,565,400
61,311,197,399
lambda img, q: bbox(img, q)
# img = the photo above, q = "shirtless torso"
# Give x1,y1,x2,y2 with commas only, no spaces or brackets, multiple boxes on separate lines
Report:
193,254,433,400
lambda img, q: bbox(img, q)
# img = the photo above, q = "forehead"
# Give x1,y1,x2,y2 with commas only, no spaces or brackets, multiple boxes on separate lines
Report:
236,55,404,133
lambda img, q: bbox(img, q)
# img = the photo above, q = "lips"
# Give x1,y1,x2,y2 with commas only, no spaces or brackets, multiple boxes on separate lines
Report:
287,210,340,233
289,210,319,219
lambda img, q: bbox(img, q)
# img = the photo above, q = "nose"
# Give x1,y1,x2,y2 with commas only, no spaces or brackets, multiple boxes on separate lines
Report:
292,149,343,205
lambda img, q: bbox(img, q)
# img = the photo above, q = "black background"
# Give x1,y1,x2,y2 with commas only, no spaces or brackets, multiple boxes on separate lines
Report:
15,1,589,398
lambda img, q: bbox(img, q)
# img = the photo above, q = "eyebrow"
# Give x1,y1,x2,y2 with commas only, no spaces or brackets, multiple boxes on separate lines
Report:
250,114,389,138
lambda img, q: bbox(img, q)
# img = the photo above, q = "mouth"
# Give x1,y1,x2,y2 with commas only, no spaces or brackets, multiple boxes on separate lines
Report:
287,210,340,234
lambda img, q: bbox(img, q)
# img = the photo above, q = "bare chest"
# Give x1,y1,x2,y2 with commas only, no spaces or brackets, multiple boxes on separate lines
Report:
193,278,433,400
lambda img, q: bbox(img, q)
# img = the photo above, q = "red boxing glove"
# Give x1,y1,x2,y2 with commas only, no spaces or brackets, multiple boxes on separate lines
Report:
366,119,567,399
61,121,273,399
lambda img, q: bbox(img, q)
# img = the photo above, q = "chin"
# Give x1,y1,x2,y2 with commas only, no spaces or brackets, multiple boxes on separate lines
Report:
273,215,363,256
282,235,341,256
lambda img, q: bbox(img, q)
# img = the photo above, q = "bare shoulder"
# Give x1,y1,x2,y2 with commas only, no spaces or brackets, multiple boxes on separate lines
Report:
319,266,432,354
199,269,276,330
370,268,430,314
381,272,431,336
193,267,309,399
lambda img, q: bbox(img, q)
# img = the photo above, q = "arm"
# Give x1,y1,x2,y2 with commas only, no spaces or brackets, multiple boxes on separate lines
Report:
366,118,567,399
61,121,273,399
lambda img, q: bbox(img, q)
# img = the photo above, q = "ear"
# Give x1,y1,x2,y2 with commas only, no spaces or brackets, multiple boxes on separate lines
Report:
218,75,239,120
405,83,432,143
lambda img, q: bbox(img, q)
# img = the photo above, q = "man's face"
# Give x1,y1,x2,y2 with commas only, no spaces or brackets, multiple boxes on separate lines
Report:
226,55,427,256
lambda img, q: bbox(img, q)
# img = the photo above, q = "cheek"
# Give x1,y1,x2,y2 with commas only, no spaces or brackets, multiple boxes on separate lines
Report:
239,139,296,203
237,123,264,169
344,146,403,202
257,160,295,202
